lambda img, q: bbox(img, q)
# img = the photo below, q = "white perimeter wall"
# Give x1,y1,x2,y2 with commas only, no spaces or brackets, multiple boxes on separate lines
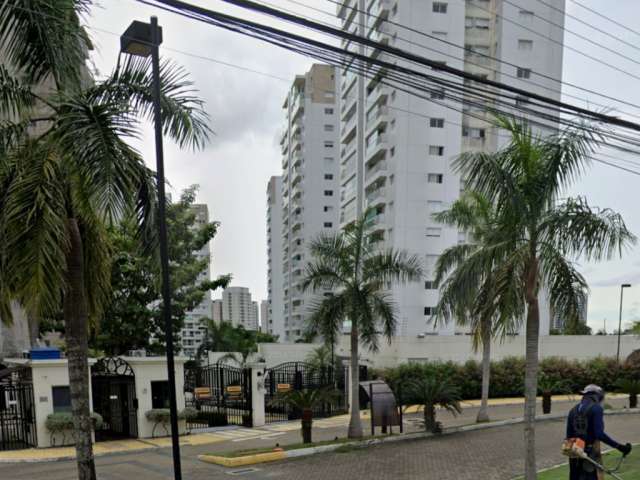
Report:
248,336,639,369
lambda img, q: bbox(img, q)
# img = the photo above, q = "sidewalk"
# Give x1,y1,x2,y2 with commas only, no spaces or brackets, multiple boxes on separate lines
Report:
0,394,628,463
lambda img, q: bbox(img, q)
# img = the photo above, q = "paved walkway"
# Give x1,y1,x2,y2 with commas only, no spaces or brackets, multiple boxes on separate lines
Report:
7,412,640,479
0,395,629,463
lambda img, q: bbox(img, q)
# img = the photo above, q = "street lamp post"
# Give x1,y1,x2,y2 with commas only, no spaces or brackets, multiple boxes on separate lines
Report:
121,18,182,480
617,283,631,364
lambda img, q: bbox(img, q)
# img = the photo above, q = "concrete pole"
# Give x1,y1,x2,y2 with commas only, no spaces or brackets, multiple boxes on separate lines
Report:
249,362,267,427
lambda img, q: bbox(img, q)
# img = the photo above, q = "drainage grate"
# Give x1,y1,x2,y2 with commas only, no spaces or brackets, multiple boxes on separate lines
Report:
227,467,260,476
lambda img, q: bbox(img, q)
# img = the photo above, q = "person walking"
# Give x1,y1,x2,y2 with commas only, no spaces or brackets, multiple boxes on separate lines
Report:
566,385,632,479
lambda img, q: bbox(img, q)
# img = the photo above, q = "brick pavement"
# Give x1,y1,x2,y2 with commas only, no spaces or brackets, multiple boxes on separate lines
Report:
6,411,639,480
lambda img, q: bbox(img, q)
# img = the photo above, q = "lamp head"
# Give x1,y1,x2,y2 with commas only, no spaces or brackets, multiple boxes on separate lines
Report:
120,20,163,57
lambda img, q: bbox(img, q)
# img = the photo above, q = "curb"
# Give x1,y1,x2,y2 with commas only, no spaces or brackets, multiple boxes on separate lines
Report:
198,408,640,468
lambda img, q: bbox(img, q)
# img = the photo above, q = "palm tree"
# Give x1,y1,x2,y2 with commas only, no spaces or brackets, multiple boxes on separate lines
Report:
616,379,640,409
454,117,635,479
274,388,338,443
409,374,462,433
0,4,210,479
305,345,332,371
433,192,523,423
303,208,423,439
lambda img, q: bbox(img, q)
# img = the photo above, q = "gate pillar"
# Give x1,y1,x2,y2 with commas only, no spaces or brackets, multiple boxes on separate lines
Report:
248,362,267,428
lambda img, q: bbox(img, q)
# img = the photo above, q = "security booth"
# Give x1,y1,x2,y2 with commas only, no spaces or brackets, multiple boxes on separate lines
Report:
2,355,187,448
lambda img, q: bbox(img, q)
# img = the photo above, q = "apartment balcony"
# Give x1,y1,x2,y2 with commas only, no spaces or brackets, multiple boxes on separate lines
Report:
341,112,357,144
291,93,304,120
292,150,303,168
369,0,391,27
368,22,391,45
341,138,356,161
341,70,357,96
365,160,388,184
365,185,386,207
341,156,356,181
291,133,302,152
367,82,389,105
368,213,386,233
365,132,388,161
366,104,389,133
291,169,303,186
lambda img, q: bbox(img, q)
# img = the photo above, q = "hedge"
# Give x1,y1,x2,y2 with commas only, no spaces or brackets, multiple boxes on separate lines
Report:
372,355,640,405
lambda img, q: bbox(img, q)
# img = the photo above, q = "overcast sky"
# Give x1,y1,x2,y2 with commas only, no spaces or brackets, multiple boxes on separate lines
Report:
89,0,640,332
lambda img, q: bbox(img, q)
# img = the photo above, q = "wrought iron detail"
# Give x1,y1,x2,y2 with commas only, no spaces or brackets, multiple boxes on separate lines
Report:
92,357,134,377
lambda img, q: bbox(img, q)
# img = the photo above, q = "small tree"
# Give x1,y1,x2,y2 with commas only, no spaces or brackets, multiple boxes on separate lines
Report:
537,374,569,414
274,388,339,443
616,379,640,409
409,374,462,433
303,208,423,439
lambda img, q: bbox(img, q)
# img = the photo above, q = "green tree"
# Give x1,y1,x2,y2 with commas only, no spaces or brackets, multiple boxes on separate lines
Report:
454,117,635,479
303,209,423,438
274,388,339,443
408,374,462,433
0,3,210,478
434,191,523,423
196,321,278,363
95,186,230,355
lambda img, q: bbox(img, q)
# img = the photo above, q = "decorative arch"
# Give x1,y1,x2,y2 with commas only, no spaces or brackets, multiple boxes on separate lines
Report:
92,357,134,377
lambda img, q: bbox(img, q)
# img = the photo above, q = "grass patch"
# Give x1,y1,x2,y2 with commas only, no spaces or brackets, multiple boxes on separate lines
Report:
535,449,640,480
210,435,382,458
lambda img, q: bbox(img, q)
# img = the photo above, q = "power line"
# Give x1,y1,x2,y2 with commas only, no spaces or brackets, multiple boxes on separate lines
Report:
322,0,640,114
535,0,640,54
503,0,640,68
569,0,640,39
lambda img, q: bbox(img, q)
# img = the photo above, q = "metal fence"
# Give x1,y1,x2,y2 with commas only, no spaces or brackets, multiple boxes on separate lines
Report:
264,362,347,424
184,363,252,429
0,370,37,451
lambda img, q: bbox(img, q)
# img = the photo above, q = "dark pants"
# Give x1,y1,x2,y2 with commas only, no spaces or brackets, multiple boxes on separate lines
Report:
569,442,603,480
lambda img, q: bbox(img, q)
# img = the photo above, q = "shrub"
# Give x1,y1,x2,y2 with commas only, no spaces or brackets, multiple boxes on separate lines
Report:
45,412,103,446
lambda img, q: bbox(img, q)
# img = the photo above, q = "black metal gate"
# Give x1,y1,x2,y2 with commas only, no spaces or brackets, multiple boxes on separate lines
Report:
0,367,37,450
185,363,252,428
264,362,347,424
91,357,138,441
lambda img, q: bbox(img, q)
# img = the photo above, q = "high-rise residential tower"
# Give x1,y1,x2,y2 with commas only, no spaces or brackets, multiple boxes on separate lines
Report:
277,64,341,341
266,176,285,339
336,0,562,336
222,287,259,331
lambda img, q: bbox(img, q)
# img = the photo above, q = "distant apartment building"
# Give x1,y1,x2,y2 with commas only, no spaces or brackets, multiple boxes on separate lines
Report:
260,300,269,332
212,299,223,323
276,64,341,342
335,0,562,336
222,287,259,331
552,296,588,332
266,176,285,339
180,204,213,357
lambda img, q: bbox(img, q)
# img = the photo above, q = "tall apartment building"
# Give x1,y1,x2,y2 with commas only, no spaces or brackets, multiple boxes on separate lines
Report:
336,0,562,336
260,300,269,332
276,64,341,342
212,299,224,323
266,176,285,339
222,287,259,331
180,204,213,357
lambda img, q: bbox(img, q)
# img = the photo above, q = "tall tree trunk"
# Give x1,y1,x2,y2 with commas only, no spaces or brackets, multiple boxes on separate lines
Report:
64,218,96,480
348,323,363,438
476,317,492,423
523,257,540,480
424,404,437,433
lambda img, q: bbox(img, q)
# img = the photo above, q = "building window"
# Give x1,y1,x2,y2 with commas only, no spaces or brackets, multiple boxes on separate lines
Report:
390,146,395,157
518,40,533,51
324,124,335,132
391,90,396,102
462,127,486,139
427,200,443,214
324,173,334,180
428,145,445,156
432,31,447,39
425,281,436,290
324,108,334,114
151,381,170,409
324,222,333,228
324,141,334,148
430,118,445,128
427,173,444,184
430,89,445,100
424,306,437,316
426,227,442,237
517,68,532,79
433,2,447,13
324,206,334,212
519,9,534,22
324,190,334,196
52,386,72,413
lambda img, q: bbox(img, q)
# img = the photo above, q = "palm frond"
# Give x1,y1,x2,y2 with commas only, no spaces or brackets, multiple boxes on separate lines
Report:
0,66,36,116
362,249,423,287
79,213,111,325
0,0,91,87
2,140,68,318
305,292,347,341
89,55,211,150
540,197,637,261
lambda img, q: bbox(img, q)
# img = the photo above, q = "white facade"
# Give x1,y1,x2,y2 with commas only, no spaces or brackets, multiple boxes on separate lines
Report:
266,176,285,339
222,287,259,331
336,0,563,336
278,64,341,342
0,302,31,358
180,204,213,358
260,300,269,332
212,299,224,323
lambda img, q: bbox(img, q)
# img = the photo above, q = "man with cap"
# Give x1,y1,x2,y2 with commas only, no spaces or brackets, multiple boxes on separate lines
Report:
566,384,632,479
